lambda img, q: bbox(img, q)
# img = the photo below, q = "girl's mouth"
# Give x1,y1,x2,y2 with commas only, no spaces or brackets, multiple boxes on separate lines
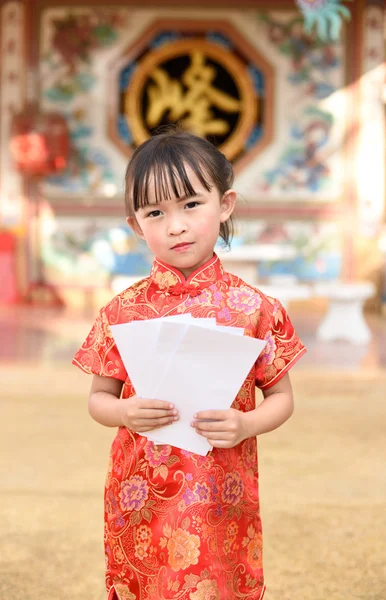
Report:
171,243,193,252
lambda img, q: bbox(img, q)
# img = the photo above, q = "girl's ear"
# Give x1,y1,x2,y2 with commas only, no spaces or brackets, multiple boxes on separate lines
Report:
126,216,145,240
220,189,237,223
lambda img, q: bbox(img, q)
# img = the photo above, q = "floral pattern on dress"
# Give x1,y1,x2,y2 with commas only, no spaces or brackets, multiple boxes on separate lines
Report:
227,286,262,315
190,579,221,600
166,526,201,571
73,253,306,600
119,476,149,512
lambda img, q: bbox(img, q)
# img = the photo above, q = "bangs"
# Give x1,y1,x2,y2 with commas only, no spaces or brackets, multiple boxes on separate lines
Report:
126,138,214,212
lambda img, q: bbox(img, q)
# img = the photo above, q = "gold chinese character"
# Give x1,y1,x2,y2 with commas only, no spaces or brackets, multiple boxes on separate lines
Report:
146,52,241,136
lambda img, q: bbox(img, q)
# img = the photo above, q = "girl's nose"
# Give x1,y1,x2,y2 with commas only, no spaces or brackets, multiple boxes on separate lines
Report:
167,215,187,235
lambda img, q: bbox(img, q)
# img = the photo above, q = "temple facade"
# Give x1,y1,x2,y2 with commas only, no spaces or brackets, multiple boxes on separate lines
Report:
0,0,385,308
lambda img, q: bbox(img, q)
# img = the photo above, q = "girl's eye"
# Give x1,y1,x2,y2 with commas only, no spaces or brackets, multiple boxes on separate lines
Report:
185,201,200,209
146,209,162,218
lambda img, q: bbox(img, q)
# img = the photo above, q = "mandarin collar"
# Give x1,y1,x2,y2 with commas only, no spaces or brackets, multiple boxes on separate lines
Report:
150,253,225,296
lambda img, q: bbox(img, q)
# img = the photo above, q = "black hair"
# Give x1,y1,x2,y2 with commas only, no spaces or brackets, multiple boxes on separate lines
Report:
124,129,234,246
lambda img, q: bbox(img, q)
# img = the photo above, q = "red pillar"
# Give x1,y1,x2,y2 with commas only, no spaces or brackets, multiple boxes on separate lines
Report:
0,230,19,304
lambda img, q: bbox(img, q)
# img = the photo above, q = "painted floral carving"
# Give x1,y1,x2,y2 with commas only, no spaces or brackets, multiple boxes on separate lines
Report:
259,12,343,193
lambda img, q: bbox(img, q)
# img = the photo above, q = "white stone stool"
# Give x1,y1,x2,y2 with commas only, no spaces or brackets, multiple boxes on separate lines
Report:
314,282,375,345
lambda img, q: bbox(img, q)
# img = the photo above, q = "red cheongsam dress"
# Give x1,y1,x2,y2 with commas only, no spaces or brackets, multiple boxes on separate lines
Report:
73,253,306,600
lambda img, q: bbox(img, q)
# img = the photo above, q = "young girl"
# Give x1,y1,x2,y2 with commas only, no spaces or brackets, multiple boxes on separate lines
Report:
73,130,306,600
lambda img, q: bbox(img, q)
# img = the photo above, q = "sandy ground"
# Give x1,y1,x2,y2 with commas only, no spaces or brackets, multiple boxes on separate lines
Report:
1,364,386,600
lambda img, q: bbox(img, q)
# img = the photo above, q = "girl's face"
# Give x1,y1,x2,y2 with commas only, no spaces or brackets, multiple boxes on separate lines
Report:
127,165,236,278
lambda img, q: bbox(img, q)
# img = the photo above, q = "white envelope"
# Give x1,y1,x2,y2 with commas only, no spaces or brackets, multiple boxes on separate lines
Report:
111,316,266,454
110,315,195,397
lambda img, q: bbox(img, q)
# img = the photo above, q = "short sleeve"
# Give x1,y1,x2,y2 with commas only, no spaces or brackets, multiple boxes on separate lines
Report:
255,297,306,390
72,308,128,382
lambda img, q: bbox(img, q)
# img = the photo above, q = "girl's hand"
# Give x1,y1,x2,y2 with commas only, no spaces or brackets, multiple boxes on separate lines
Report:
120,396,179,433
191,408,248,448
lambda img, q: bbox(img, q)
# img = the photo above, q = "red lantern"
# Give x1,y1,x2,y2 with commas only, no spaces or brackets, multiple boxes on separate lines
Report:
10,108,70,177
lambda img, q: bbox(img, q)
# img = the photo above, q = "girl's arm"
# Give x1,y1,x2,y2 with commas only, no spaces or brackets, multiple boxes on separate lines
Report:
192,373,294,448
88,374,179,430
246,372,294,437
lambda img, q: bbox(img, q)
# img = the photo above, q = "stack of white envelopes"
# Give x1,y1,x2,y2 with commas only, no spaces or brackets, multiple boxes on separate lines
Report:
110,315,266,455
